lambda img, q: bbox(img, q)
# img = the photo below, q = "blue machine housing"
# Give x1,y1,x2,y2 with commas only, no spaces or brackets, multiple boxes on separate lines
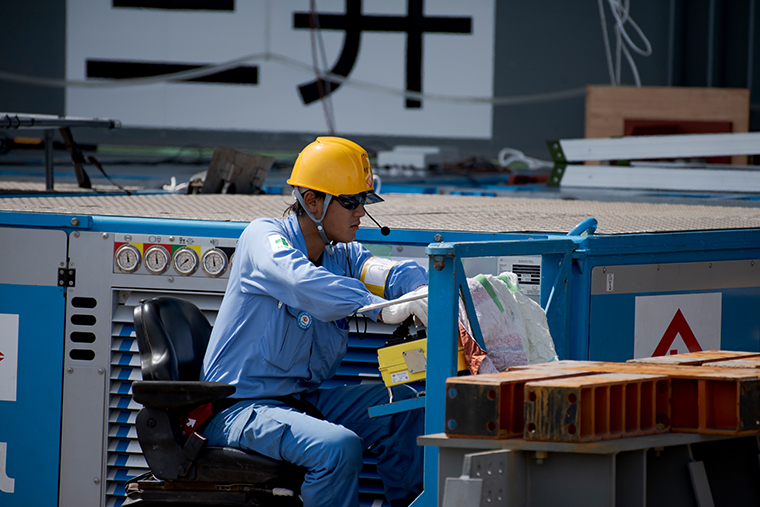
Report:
2,197,760,507
416,226,760,507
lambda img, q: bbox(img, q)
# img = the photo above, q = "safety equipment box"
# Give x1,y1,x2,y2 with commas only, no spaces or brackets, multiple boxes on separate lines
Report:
378,338,467,387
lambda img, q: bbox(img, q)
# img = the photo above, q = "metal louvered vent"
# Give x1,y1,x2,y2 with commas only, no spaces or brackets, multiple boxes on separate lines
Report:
106,289,398,507
106,289,223,507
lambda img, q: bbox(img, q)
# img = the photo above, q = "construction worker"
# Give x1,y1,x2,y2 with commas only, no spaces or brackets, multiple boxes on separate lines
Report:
202,137,428,507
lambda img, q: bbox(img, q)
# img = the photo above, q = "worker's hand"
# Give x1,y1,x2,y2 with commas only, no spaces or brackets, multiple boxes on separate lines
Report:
380,285,428,327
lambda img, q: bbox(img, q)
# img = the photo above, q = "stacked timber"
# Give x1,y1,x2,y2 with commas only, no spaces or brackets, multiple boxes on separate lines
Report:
444,350,760,442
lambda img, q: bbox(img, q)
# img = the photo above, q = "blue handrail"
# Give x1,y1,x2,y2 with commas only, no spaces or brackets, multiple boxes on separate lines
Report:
567,217,598,236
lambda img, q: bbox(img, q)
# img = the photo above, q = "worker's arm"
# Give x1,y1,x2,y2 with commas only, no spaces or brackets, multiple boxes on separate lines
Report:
237,219,385,323
350,247,428,300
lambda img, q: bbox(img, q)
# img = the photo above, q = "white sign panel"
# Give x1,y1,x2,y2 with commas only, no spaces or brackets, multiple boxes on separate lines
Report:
633,293,721,358
66,0,495,138
0,314,19,402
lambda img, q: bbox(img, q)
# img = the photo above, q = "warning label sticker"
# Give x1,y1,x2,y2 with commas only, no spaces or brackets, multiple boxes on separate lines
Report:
391,370,410,384
634,293,721,358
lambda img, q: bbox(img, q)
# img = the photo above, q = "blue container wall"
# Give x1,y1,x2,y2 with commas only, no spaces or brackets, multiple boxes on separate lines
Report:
570,230,760,362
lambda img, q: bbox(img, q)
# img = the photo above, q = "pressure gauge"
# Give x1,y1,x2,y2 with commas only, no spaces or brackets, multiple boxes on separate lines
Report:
173,247,199,276
115,244,142,274
144,245,170,275
202,248,228,277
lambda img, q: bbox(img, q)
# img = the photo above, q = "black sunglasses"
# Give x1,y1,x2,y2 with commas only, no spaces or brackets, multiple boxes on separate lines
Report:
333,192,383,210
334,195,362,210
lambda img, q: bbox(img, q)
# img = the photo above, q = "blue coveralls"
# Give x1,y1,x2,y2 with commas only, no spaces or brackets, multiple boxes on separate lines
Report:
202,213,427,507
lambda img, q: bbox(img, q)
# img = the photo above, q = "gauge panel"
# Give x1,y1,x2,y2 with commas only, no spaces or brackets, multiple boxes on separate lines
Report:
114,244,142,274
202,248,228,277
111,234,237,278
173,247,199,276
144,245,171,275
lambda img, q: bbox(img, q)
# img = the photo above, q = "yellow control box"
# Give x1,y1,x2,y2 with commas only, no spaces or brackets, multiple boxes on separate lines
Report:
377,338,468,387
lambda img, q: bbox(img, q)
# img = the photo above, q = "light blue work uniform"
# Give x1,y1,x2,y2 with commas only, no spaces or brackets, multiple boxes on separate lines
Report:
202,213,428,507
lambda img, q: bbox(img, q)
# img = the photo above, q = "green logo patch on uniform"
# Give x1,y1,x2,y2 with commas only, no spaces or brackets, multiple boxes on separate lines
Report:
269,235,291,253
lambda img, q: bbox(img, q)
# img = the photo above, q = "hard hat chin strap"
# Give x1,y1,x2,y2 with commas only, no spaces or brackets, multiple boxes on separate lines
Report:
294,189,335,255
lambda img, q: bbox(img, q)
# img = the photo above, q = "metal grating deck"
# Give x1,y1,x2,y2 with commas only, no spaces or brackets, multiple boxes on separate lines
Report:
2,193,760,234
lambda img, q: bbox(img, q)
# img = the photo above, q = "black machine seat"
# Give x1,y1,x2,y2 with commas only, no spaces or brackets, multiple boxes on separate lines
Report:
126,296,303,505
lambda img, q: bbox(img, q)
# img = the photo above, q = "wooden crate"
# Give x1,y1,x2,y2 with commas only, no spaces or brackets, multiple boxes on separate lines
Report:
542,361,760,435
444,369,591,439
708,358,760,369
628,350,760,367
523,373,670,442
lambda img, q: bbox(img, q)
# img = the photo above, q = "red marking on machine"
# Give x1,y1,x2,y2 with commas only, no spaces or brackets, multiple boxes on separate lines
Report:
653,309,702,357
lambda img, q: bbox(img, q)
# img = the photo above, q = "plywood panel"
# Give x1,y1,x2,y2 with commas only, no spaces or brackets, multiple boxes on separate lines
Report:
585,85,751,164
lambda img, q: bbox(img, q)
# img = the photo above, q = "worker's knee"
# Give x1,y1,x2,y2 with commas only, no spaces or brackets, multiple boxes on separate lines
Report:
318,425,364,473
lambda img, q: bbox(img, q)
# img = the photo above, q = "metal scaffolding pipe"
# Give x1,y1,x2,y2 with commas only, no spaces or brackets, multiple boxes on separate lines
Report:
0,113,120,130
0,112,121,191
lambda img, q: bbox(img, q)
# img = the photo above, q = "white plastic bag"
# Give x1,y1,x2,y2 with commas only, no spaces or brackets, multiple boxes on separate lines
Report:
459,272,558,373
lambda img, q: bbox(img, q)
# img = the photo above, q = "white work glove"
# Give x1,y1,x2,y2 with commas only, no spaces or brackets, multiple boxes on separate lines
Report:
380,285,428,327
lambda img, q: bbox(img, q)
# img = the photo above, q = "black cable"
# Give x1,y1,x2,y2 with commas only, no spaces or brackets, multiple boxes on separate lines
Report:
87,155,132,195
59,127,92,189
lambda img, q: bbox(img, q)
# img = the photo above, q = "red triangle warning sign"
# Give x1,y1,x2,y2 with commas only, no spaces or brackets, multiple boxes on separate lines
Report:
652,309,703,356
0,351,4,362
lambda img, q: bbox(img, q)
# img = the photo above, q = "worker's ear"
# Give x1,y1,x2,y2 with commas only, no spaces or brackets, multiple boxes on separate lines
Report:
302,190,324,218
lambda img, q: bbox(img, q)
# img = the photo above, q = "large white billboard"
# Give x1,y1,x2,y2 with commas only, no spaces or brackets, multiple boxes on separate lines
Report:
66,0,495,138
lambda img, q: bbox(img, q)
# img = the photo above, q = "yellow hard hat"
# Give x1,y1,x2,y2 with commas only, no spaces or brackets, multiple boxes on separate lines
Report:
287,137,378,197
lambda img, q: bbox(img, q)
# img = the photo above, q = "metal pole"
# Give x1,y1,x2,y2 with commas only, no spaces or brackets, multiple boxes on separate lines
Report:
418,243,460,507
707,0,716,87
44,129,54,190
748,0,756,91
667,0,676,86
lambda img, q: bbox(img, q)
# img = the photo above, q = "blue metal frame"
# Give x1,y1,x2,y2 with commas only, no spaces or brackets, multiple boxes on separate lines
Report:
415,237,578,506
410,225,760,505
368,396,426,418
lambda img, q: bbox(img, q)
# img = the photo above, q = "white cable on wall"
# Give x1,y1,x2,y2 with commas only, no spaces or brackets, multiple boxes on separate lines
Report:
0,51,585,107
597,0,652,86
309,0,336,134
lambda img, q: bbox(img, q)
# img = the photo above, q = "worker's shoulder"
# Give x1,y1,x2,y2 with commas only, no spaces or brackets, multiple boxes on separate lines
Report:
244,215,289,234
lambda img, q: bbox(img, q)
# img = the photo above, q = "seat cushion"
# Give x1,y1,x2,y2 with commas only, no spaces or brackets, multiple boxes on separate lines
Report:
191,446,305,486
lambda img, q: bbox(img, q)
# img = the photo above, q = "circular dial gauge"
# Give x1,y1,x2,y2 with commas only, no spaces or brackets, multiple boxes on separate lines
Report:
144,245,170,275
173,247,199,276
202,248,228,277
115,244,142,274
